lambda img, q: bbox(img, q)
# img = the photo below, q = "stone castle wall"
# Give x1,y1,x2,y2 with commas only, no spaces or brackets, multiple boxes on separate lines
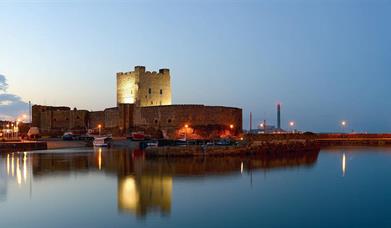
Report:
88,111,105,129
35,107,89,134
32,104,242,138
133,105,242,139
117,66,171,107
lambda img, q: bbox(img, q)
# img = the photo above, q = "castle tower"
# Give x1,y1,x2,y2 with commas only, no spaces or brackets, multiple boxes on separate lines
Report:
116,66,172,107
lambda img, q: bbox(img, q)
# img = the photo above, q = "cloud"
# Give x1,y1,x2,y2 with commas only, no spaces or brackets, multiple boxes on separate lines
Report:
0,74,28,120
0,74,8,92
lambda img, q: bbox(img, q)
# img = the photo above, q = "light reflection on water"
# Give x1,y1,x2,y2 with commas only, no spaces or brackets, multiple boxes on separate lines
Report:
1,147,391,227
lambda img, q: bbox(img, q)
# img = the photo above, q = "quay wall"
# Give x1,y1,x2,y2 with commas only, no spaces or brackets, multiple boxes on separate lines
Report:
145,141,319,157
0,141,47,152
246,133,391,147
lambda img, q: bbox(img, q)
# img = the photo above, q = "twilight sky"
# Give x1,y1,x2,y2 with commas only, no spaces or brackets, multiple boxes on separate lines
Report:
0,0,390,132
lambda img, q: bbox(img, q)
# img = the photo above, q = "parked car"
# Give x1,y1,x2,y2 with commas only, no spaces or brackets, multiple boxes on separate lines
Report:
62,132,81,141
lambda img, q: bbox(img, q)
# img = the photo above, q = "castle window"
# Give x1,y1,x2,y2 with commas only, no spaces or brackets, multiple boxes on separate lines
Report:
76,116,80,119
160,89,163,95
154,120,158,124
149,88,152,94
168,119,172,123
54,118,57,122
151,101,153,105
160,101,162,105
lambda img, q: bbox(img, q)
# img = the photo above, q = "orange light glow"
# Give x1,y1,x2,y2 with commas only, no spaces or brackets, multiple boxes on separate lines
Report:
230,124,234,129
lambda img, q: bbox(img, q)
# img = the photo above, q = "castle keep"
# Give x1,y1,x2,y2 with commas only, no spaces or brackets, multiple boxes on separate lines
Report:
32,66,242,139
117,66,171,106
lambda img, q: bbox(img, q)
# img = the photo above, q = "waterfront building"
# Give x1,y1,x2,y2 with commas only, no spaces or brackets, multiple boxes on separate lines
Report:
32,66,242,139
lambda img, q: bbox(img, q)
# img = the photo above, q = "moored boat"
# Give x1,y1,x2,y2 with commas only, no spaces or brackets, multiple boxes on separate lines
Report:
93,135,112,147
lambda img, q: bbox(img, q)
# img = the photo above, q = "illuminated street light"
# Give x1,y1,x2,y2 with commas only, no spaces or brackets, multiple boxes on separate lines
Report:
184,124,189,142
289,121,295,133
341,120,347,133
289,121,295,127
230,124,234,129
98,124,102,136
16,120,21,139
341,121,347,127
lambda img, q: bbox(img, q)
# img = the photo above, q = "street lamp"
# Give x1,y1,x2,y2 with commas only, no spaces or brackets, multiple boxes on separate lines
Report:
184,124,189,141
98,124,102,136
230,124,234,129
11,123,14,139
16,120,21,139
341,120,347,133
289,121,295,133
6,124,9,139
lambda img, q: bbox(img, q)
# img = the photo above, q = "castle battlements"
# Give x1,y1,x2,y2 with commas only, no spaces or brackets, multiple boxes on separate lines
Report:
117,66,170,77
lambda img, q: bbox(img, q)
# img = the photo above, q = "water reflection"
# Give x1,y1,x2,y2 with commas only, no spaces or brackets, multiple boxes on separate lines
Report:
342,153,346,176
0,148,319,217
118,175,172,217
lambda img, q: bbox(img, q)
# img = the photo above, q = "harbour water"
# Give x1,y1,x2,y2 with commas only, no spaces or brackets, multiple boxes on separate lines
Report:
1,147,391,227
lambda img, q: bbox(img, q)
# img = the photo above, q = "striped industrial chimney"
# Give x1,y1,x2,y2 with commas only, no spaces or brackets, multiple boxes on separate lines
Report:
277,103,281,129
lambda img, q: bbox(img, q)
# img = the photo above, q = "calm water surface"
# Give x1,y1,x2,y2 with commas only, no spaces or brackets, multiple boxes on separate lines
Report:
1,147,391,228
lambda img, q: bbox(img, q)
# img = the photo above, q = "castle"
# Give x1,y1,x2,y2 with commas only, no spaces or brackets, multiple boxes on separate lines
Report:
32,66,242,139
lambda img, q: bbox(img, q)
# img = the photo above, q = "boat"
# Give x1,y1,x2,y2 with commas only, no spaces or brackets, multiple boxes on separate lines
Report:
93,135,112,147
128,132,145,141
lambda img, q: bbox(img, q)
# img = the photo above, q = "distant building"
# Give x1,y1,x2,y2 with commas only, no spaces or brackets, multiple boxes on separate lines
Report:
247,125,282,134
32,66,242,139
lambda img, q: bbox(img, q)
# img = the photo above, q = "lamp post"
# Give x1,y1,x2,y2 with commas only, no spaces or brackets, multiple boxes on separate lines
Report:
16,120,20,139
11,123,14,139
184,124,189,141
341,120,347,133
98,124,102,136
260,123,265,133
6,124,9,139
289,121,295,133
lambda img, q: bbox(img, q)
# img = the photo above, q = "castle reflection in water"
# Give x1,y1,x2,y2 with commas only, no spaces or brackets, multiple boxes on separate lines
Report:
0,148,319,217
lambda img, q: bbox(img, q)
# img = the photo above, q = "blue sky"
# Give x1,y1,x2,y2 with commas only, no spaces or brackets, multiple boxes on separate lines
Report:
0,0,390,132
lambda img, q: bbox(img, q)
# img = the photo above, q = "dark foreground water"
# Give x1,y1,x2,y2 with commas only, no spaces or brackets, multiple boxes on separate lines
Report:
1,147,391,228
